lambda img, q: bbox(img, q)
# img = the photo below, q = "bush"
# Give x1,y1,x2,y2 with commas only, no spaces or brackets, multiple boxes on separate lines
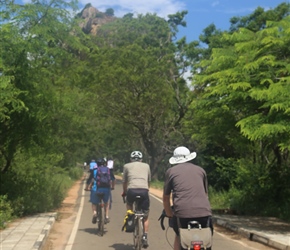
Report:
0,195,13,229
1,164,83,218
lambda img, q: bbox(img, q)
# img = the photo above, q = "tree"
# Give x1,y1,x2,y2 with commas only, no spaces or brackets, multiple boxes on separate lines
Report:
0,0,92,172
88,12,192,178
189,14,290,214
105,8,114,17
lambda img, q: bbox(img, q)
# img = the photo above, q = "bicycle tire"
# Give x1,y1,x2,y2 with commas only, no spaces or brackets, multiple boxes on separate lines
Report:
133,217,143,250
98,204,105,236
138,218,143,250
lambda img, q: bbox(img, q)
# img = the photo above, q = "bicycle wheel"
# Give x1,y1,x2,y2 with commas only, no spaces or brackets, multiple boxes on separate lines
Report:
98,204,105,236
133,217,143,250
138,218,143,250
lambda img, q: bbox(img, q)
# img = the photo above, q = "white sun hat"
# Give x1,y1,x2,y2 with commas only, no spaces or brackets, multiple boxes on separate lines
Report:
169,146,197,164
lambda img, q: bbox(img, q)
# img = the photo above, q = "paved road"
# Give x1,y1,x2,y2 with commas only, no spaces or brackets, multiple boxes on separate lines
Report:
64,179,273,250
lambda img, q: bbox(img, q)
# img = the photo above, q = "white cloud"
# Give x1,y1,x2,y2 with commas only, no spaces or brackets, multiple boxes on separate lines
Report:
78,0,186,18
211,1,219,7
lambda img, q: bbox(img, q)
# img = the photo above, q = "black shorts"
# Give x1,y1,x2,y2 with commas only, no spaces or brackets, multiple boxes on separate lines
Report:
110,169,115,181
172,216,213,236
126,188,150,215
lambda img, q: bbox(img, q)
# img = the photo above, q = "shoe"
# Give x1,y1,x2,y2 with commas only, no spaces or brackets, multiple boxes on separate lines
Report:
142,235,149,248
105,217,110,224
92,215,97,224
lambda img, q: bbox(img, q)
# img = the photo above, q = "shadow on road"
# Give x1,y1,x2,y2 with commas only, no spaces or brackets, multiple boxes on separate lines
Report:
108,243,134,250
80,227,108,236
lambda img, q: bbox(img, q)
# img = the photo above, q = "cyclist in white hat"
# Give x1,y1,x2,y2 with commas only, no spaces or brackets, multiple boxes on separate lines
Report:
163,146,213,250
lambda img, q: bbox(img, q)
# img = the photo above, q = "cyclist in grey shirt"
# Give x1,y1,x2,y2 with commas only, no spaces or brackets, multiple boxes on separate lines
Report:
163,146,213,250
122,151,151,248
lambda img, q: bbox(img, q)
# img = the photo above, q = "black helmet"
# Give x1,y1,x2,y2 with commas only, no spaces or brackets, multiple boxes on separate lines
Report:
96,158,107,166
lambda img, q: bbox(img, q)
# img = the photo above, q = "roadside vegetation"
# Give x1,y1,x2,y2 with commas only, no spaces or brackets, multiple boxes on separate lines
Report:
1,0,290,229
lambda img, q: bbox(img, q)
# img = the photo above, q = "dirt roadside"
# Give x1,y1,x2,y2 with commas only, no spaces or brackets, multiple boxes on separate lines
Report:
42,175,85,250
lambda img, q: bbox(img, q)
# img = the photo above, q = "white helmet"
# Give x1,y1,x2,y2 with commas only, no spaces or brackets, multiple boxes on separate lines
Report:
130,151,143,160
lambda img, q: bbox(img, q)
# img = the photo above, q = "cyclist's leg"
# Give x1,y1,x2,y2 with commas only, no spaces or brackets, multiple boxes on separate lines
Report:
138,189,150,248
125,189,135,211
174,235,181,250
85,169,93,190
171,216,182,250
100,188,111,223
140,190,150,233
110,170,115,190
90,190,98,223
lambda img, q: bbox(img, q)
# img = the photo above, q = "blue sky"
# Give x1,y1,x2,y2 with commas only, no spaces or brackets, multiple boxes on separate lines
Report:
73,0,287,42
17,0,288,42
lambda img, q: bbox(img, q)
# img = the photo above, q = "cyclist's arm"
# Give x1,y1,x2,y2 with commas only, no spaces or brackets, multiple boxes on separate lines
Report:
163,194,173,218
123,182,128,194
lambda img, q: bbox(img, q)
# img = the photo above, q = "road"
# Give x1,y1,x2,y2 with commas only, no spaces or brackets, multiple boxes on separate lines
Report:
57,178,273,250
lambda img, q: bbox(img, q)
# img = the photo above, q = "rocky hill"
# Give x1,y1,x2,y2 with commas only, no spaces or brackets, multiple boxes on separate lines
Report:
77,5,116,35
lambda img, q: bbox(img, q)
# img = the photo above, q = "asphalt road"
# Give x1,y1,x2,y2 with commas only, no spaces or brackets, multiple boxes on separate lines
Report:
65,179,273,250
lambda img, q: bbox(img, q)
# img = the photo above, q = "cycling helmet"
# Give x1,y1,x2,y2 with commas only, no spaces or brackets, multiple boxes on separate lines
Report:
130,151,143,160
96,158,107,166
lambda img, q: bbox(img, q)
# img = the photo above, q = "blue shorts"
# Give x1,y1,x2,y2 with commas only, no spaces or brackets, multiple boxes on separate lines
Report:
96,187,111,204
90,190,98,204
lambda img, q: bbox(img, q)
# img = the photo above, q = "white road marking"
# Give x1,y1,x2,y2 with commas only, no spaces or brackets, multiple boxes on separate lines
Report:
64,177,86,250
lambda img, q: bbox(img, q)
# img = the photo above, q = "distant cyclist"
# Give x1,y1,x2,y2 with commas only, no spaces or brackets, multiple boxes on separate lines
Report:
107,157,115,190
122,151,151,248
163,146,213,250
85,159,97,191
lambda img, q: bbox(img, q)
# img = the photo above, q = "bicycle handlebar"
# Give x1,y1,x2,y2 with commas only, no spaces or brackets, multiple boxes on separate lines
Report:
158,206,174,230
158,209,168,230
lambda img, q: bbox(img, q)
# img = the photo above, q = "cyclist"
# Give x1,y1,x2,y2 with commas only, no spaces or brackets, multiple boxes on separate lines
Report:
122,151,151,248
91,158,111,224
163,146,213,250
84,159,97,191
107,157,116,190
85,160,98,224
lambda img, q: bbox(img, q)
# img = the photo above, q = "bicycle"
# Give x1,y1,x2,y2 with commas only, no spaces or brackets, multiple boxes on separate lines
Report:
123,195,146,250
96,192,106,236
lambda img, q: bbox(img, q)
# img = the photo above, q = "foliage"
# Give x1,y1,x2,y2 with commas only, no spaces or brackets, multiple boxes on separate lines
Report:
105,8,114,17
0,153,83,217
1,0,290,223
89,12,193,178
186,5,290,220
0,195,13,229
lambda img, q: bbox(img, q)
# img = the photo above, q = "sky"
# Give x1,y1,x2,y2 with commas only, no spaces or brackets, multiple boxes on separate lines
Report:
73,0,288,42
16,0,288,42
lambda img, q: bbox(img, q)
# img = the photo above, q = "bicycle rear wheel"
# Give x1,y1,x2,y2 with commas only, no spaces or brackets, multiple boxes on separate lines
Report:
98,204,105,236
133,218,143,250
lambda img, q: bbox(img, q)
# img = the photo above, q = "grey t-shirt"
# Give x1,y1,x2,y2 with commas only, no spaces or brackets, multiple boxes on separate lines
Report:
122,161,151,189
163,162,212,218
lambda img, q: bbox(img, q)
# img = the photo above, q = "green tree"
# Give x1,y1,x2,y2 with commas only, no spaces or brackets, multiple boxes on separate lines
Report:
88,12,192,177
190,15,290,216
105,8,114,17
0,0,91,172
